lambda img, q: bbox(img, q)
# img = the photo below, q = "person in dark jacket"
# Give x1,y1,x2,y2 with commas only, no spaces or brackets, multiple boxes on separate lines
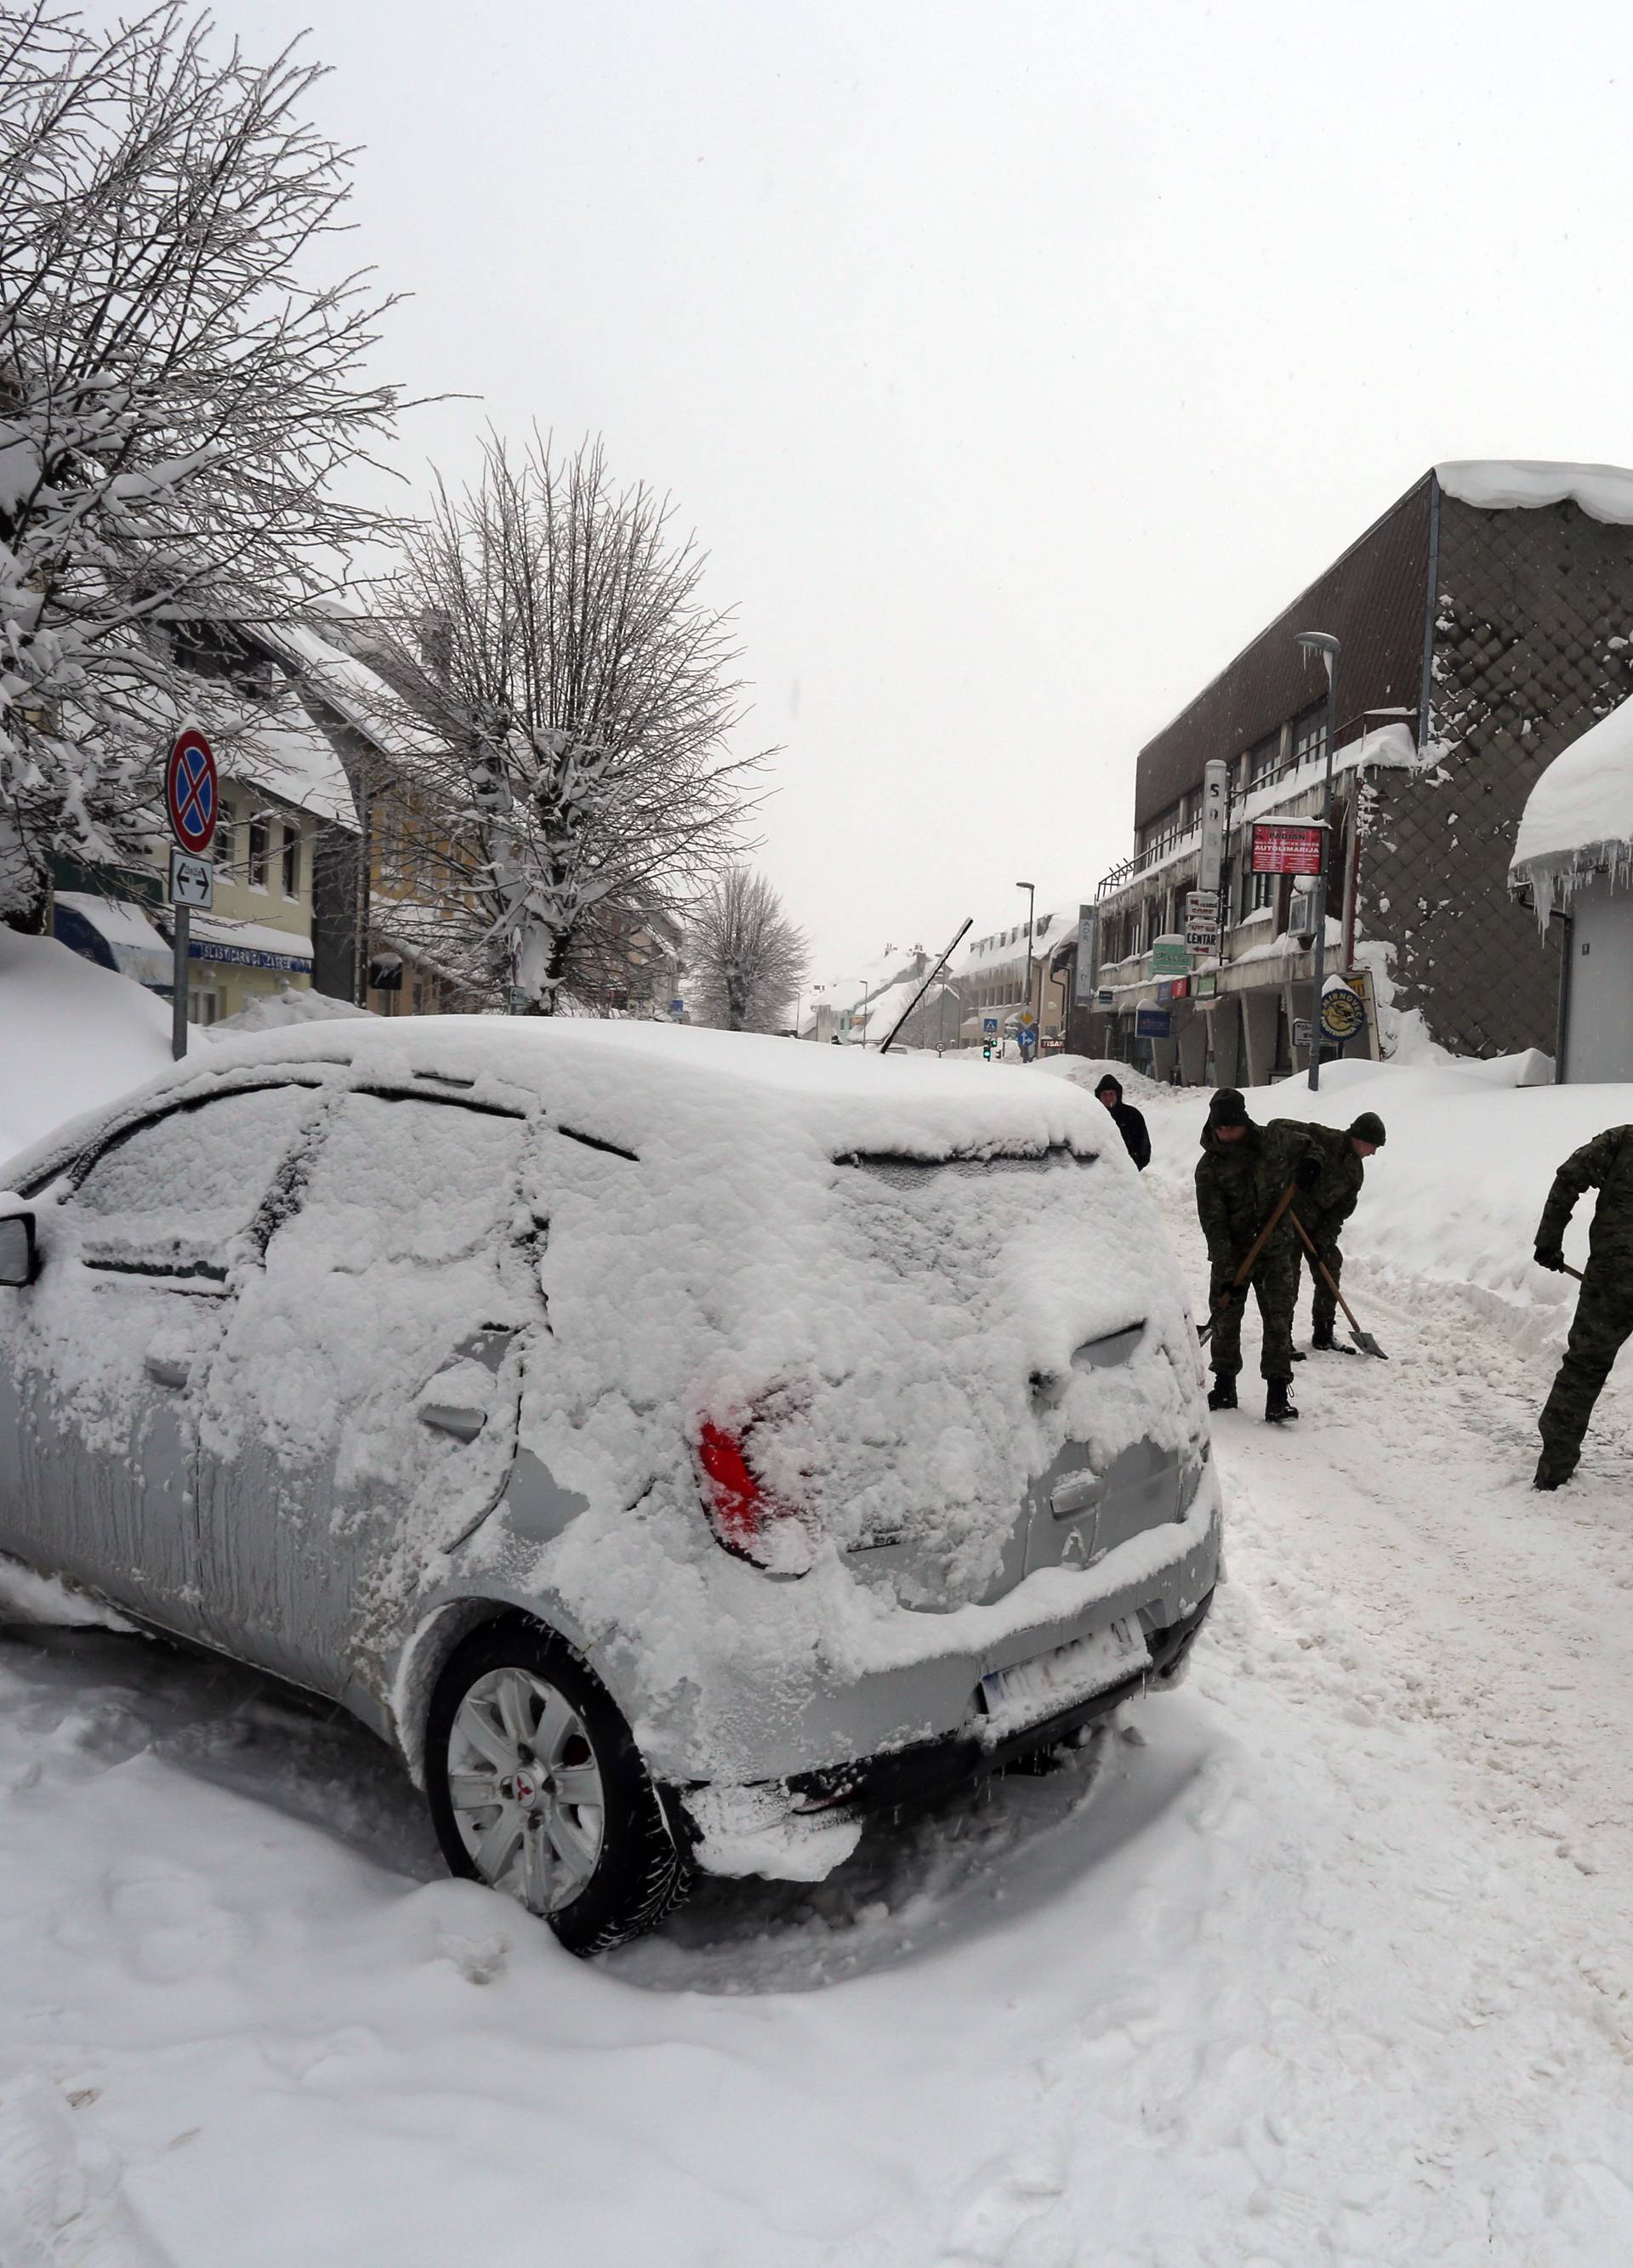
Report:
1532,1123,1633,1488
1195,1089,1321,1423
1094,1073,1151,1172
1275,1109,1385,1351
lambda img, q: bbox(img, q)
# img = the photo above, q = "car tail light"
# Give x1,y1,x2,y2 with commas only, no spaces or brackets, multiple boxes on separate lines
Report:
694,1414,811,1576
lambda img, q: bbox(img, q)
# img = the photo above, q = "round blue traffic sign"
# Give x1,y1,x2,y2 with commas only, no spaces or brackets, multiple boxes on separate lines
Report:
167,730,218,855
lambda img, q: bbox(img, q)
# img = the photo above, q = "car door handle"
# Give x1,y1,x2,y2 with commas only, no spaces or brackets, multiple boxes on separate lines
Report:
418,1403,487,1444
145,1355,191,1389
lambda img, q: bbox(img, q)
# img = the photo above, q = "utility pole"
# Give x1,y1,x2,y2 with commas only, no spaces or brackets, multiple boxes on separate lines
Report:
1016,880,1035,1056
1294,631,1341,1093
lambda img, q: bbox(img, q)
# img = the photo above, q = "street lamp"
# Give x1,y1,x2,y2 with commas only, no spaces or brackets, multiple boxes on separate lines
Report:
1016,881,1036,1056
1293,630,1341,1093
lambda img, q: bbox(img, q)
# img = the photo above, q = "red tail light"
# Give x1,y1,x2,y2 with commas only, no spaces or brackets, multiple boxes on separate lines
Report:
694,1416,810,1575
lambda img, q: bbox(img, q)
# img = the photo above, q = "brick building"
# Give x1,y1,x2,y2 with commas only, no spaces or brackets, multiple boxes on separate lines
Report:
1083,463,1633,1083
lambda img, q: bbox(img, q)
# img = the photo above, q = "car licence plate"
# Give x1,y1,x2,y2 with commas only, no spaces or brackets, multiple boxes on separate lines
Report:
980,1618,1148,1723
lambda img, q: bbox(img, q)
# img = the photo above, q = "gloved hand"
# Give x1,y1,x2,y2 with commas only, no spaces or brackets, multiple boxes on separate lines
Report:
1294,1157,1322,1192
1212,1282,1244,1311
1534,1243,1567,1272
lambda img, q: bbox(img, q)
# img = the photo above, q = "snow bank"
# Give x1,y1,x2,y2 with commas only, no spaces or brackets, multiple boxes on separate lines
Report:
1511,687,1633,905
1437,458,1633,524
0,932,179,1166
1145,1060,1633,1356
207,985,373,1037
1032,1054,1162,1101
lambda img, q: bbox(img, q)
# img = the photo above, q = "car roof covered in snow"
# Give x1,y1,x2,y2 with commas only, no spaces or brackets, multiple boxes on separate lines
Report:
4,1016,1111,1191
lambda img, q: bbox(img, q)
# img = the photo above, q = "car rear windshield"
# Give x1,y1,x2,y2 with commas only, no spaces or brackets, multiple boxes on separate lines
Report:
836,1145,1097,1188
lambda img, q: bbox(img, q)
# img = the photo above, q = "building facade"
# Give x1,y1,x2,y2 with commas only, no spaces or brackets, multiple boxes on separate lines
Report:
1086,463,1633,1083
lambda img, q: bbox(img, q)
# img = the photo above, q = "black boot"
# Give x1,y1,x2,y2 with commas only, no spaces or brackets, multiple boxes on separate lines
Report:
1207,1377,1238,1412
1311,1326,1352,1355
1533,1452,1574,1492
1265,1378,1299,1424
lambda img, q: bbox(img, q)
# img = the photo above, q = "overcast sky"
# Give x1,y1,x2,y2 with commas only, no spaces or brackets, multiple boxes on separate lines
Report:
140,0,1633,971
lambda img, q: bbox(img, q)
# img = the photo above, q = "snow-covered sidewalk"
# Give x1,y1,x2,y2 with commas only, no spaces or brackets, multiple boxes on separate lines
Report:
4,1072,1633,2265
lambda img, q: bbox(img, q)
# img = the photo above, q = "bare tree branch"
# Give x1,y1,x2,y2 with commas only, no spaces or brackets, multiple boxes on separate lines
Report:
686,866,808,1033
0,3,405,921
370,430,770,1011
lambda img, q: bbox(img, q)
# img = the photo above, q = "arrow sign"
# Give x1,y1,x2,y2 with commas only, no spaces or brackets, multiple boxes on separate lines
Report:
168,849,214,909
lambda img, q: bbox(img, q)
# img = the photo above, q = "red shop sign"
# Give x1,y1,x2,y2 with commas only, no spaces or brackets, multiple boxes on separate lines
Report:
1250,821,1324,877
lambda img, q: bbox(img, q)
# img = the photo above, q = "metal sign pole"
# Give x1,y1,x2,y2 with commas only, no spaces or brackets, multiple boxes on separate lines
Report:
171,905,190,1060
1294,633,1342,1093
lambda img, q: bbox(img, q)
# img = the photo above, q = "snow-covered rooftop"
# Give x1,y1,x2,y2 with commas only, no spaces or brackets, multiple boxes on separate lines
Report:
1437,460,1633,524
1511,691,1633,902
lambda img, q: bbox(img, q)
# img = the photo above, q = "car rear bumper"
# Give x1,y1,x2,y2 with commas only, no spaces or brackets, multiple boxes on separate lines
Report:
669,1583,1215,1883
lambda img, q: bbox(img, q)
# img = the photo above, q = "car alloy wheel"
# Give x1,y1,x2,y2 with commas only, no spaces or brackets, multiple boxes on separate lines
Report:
446,1665,606,1916
425,1618,691,1953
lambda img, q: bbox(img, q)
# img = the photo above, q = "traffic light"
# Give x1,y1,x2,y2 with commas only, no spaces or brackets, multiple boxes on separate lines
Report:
982,1041,993,1060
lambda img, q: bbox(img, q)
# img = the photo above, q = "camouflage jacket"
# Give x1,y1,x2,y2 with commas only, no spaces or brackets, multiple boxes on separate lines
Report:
1274,1118,1364,1246
1195,1116,1320,1274
1536,1126,1633,1280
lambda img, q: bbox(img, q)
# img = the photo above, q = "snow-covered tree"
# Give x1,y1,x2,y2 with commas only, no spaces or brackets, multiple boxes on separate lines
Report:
686,867,808,1032
377,432,763,1012
0,3,401,923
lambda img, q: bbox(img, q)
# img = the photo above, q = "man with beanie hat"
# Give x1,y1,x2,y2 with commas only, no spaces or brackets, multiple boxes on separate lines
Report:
1274,1110,1386,1351
1195,1089,1323,1422
1532,1122,1633,1488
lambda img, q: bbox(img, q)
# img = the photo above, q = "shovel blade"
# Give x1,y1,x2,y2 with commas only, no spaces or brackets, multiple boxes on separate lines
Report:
1351,1330,1388,1360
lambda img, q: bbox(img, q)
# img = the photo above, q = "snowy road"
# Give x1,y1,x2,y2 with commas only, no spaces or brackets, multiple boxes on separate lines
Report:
4,1148,1633,2263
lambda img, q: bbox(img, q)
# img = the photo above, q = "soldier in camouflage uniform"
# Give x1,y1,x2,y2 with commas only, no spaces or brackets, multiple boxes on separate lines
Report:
1195,1089,1322,1423
1275,1109,1386,1352
1533,1123,1633,1489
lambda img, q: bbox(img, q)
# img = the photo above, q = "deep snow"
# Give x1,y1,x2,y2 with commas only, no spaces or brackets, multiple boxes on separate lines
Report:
0,935,178,1164
3,1050,1633,2263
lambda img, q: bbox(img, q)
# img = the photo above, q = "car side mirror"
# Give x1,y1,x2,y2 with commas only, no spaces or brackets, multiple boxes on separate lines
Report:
0,1213,37,1287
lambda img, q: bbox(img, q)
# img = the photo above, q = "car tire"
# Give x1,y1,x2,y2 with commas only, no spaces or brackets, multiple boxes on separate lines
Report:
424,1617,691,1954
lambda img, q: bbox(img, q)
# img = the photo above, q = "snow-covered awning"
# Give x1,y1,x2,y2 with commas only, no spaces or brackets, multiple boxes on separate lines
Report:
1510,693,1633,909
185,912,314,974
52,890,174,989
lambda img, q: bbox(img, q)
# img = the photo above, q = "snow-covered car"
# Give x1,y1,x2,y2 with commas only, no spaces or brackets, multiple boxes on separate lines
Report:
0,1020,1220,1950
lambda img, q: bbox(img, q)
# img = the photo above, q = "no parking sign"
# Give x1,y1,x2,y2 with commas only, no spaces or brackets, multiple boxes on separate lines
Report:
166,728,218,855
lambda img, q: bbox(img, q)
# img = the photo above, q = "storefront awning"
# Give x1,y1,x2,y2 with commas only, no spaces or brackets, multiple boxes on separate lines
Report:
53,891,174,991
186,912,314,975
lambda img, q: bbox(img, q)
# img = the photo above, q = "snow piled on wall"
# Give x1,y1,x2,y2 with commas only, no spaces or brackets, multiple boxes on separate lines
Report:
1436,459,1633,524
1510,689,1633,907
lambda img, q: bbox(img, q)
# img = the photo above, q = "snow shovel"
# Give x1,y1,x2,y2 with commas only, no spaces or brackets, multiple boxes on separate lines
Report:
1288,1208,1388,1360
1197,1181,1298,1346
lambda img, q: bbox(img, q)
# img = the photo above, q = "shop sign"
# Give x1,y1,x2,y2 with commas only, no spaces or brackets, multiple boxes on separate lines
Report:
1320,983,1367,1040
1251,821,1324,876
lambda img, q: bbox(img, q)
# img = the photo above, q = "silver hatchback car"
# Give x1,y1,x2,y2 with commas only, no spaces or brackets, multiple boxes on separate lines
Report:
0,1020,1220,1949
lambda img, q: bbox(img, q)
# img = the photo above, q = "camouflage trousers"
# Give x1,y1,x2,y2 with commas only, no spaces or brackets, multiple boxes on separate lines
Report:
1301,1241,1343,1335
1538,1275,1633,1482
1209,1243,1300,1383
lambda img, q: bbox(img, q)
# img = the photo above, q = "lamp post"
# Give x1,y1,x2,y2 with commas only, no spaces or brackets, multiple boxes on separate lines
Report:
1293,631,1341,1093
1016,881,1036,1057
